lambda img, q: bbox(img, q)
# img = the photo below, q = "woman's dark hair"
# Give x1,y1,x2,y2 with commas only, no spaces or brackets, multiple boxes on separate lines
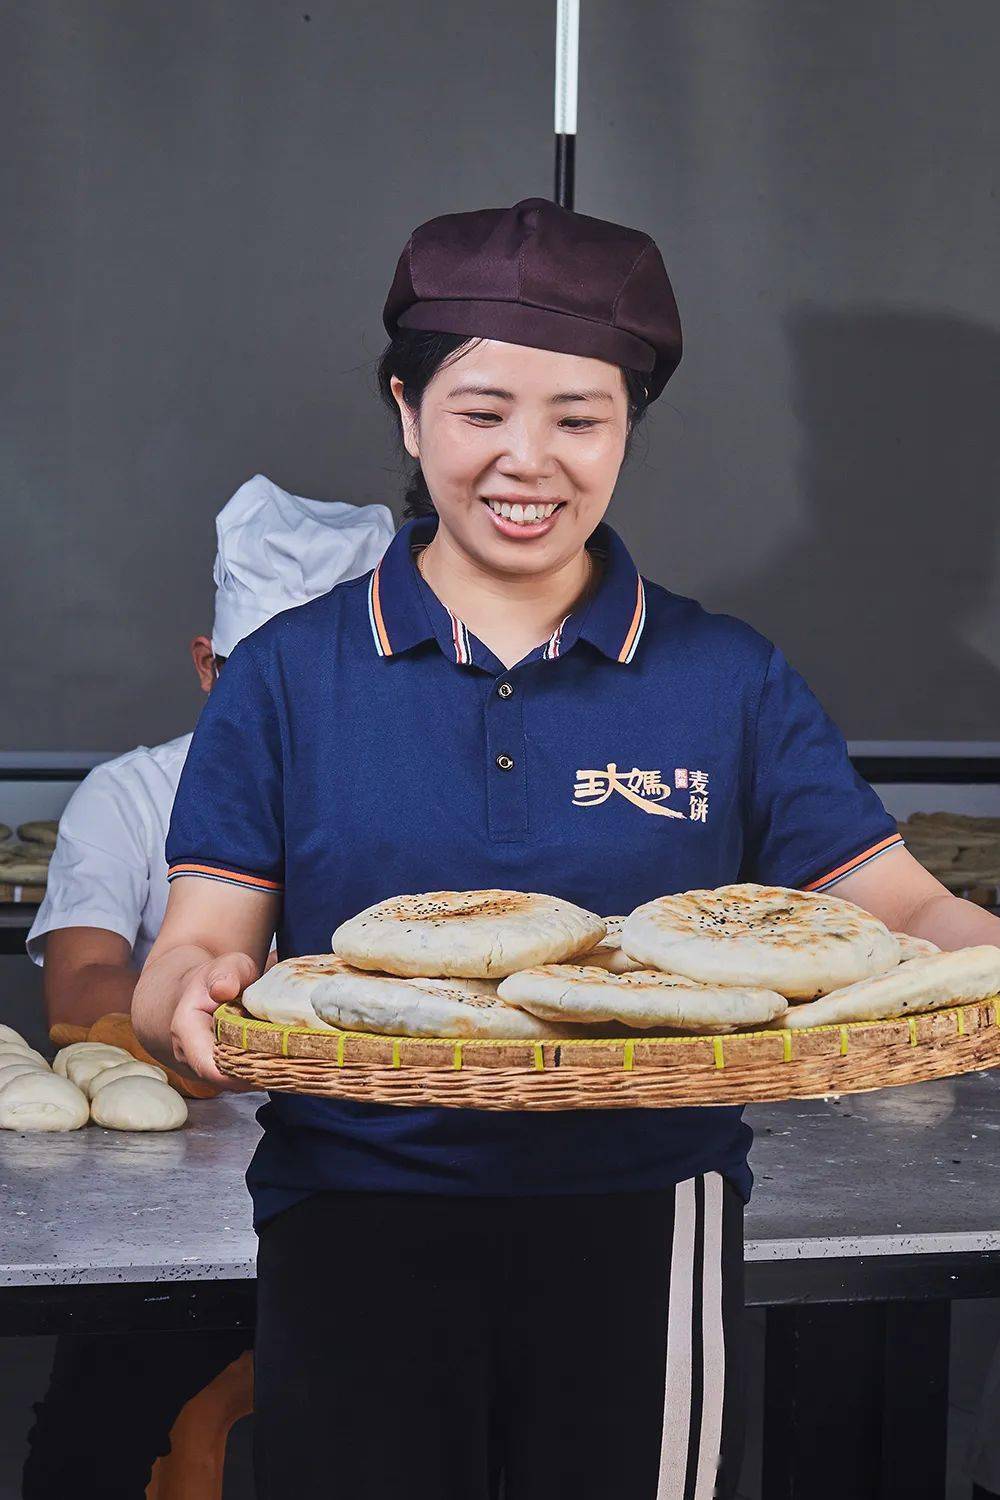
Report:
376,330,652,519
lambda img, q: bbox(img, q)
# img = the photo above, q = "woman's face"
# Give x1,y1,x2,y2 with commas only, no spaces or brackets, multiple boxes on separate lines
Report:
391,339,631,575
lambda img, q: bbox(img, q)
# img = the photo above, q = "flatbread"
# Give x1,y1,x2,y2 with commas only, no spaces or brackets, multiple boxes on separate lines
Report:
242,954,345,1031
311,971,579,1039
892,932,940,962
579,917,646,974
905,811,1000,837
498,964,788,1032
0,844,50,884
771,945,1000,1028
622,884,900,1000
17,820,59,851
332,890,605,979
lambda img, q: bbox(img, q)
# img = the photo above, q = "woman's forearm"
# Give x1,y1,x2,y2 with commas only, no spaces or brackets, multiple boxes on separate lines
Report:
132,944,217,1071
904,890,1000,950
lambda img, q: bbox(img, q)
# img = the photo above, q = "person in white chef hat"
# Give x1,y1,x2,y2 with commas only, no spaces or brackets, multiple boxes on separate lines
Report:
28,475,394,1024
20,476,393,1500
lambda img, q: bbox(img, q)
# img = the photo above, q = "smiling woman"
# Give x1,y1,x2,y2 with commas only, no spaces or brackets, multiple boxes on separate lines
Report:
376,329,652,524
130,195,994,1500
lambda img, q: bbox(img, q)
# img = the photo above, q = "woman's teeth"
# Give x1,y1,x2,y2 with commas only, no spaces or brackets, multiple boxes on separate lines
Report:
485,500,559,524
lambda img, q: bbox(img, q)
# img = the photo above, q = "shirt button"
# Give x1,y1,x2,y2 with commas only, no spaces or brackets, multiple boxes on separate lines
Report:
496,753,515,772
497,681,514,699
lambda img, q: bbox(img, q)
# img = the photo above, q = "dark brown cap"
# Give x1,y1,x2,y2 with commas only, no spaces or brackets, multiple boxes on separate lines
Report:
383,197,682,400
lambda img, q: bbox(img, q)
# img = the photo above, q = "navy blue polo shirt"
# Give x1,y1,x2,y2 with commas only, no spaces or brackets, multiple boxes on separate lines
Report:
167,518,901,1228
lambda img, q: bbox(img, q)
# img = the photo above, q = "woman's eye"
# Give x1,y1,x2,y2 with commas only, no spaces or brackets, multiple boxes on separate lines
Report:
462,411,502,424
560,418,598,430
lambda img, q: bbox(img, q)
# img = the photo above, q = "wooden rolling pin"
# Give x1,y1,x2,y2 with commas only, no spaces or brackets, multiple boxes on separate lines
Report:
48,1013,219,1098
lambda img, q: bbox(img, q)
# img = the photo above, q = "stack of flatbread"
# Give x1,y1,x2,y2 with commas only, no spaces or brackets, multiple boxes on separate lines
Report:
0,838,52,899
241,882,1000,1041
18,819,59,853
244,891,610,1040
499,883,1000,1034
899,812,1000,900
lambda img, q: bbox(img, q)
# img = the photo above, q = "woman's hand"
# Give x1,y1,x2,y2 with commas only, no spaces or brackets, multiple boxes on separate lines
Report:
169,951,261,1087
132,877,279,1090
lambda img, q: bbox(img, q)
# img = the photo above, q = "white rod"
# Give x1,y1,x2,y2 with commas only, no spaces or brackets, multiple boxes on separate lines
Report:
555,0,580,136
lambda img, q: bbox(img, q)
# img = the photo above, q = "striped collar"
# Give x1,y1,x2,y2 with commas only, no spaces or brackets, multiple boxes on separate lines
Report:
367,517,647,667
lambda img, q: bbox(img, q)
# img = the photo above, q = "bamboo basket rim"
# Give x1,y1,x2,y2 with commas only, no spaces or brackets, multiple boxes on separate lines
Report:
214,997,1000,1109
215,997,1000,1054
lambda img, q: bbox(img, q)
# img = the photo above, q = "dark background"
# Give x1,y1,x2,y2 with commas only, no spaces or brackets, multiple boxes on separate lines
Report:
4,0,999,749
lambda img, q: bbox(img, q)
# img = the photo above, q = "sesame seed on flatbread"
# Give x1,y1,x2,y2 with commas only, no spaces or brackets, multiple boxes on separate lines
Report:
578,917,646,974
311,970,579,1039
622,883,900,1000
332,890,605,979
771,945,1000,1028
497,963,788,1032
241,955,347,1031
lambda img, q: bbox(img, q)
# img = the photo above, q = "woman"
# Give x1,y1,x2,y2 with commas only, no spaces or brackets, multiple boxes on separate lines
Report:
134,198,1000,1500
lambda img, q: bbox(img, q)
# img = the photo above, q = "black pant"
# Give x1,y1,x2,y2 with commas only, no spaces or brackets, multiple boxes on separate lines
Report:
255,1174,745,1499
22,1329,252,1499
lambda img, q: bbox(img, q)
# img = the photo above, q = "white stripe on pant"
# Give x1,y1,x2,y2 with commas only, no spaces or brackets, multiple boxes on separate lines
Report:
658,1173,728,1499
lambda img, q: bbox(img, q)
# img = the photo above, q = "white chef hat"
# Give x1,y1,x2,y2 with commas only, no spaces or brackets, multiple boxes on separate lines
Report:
212,475,395,657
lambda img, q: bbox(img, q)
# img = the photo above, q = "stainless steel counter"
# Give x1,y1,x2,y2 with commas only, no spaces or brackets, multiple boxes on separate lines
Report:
2,1071,999,1288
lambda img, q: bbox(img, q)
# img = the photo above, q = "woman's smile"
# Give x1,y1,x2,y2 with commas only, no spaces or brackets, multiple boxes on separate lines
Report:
480,495,566,540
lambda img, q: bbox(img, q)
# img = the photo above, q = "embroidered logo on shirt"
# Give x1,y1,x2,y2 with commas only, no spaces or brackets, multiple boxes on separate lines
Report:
573,764,710,821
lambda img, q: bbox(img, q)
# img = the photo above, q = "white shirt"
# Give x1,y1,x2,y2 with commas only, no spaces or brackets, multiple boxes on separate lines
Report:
27,734,192,969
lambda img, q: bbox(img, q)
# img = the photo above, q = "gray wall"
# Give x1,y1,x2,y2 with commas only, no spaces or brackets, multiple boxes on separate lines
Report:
4,0,998,749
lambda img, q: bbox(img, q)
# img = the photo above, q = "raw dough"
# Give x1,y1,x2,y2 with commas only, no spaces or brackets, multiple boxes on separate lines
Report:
90,1077,188,1131
66,1050,135,1093
333,890,605,979
0,1024,29,1051
0,1072,89,1131
0,1045,49,1071
87,1059,168,1099
53,1042,131,1078
0,1061,48,1091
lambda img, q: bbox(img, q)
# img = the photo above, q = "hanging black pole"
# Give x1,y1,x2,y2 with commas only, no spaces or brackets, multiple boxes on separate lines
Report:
554,0,579,209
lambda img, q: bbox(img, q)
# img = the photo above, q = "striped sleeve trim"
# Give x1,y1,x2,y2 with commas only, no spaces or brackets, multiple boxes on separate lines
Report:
800,833,904,892
167,863,283,892
618,576,647,663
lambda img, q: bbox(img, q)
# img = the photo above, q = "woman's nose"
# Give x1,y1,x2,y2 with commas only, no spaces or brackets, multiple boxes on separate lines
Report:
494,419,556,480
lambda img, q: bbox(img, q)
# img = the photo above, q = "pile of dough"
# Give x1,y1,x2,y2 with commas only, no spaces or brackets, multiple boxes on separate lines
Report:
0,1023,33,1050
0,1027,187,1132
90,1077,188,1131
0,1072,89,1131
53,1041,130,1077
86,1059,167,1099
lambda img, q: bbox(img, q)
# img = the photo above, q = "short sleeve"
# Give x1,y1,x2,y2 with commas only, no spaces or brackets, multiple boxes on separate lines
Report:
742,646,902,891
166,642,284,893
26,771,151,964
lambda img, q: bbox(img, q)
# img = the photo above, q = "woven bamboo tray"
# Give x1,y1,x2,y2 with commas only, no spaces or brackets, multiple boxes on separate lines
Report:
214,996,1000,1110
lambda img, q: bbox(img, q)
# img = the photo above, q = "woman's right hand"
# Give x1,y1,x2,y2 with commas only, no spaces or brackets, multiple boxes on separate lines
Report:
169,951,261,1087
